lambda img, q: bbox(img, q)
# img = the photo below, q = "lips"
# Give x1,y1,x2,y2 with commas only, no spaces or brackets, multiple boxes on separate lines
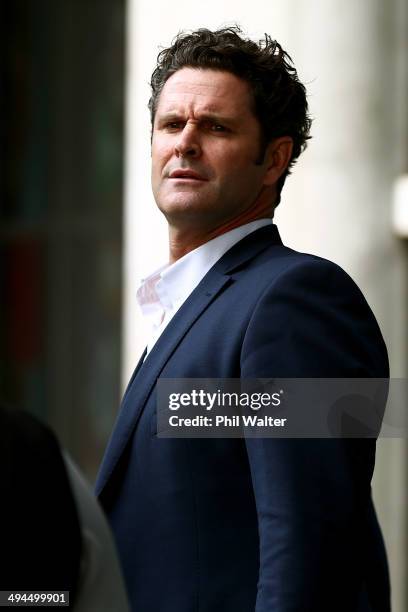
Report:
169,169,207,181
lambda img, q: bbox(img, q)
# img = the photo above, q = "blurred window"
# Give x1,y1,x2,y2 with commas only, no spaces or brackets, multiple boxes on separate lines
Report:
1,0,125,480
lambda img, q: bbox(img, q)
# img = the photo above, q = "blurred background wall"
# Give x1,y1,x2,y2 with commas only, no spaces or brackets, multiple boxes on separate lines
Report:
1,0,407,610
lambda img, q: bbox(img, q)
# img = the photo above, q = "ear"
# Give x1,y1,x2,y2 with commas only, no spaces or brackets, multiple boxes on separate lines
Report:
262,137,293,186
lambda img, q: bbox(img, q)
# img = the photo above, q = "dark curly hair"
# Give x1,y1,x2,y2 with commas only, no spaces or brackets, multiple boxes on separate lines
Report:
149,26,312,205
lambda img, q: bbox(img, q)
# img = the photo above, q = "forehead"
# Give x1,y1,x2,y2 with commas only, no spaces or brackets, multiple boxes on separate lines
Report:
155,67,254,116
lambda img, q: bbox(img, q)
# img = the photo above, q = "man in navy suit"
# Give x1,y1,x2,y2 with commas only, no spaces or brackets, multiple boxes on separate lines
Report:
96,27,390,611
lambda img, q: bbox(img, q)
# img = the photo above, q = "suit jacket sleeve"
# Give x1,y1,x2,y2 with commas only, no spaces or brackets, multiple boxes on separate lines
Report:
239,259,389,612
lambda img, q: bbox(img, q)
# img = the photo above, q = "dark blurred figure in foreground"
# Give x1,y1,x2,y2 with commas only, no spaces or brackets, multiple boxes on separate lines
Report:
0,404,129,611
1,404,82,600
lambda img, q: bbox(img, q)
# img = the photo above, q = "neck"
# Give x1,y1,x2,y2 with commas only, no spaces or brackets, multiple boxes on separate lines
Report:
168,226,225,263
167,216,270,264
166,185,276,263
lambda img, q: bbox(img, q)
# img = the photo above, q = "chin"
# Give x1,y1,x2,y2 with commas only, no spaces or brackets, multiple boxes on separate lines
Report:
158,194,212,216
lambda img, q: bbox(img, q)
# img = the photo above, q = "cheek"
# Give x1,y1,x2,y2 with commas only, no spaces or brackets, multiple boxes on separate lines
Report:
151,152,165,189
215,153,256,182
151,147,163,166
215,142,253,166
152,140,171,168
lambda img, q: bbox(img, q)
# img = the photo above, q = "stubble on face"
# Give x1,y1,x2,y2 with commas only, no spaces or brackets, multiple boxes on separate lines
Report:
150,68,277,258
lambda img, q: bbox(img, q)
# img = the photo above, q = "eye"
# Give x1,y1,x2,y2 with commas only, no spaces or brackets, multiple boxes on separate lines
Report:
210,123,227,132
164,121,184,131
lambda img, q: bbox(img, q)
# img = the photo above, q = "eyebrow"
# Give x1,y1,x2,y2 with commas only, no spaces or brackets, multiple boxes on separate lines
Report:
156,111,238,126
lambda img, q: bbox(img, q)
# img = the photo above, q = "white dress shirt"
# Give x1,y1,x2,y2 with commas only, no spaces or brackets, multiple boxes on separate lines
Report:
136,219,272,354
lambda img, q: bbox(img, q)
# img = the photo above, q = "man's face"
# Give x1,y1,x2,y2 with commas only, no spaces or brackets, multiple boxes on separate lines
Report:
151,68,275,232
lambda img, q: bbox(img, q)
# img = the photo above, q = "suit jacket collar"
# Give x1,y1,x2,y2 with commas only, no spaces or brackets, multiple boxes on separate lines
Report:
214,223,282,274
95,224,282,496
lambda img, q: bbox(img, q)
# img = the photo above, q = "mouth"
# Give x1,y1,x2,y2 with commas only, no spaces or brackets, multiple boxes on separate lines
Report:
168,169,207,181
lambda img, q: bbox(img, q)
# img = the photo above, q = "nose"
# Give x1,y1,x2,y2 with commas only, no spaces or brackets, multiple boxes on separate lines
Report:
174,123,202,158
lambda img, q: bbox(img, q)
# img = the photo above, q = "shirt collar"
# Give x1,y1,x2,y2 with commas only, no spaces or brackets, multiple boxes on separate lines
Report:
136,218,272,324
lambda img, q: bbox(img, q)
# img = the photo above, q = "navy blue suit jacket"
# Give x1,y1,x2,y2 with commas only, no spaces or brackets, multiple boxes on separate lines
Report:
96,225,390,611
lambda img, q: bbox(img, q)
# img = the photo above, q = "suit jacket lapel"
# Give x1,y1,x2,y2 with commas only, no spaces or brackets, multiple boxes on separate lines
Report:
96,271,231,494
214,223,282,275
96,224,282,495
